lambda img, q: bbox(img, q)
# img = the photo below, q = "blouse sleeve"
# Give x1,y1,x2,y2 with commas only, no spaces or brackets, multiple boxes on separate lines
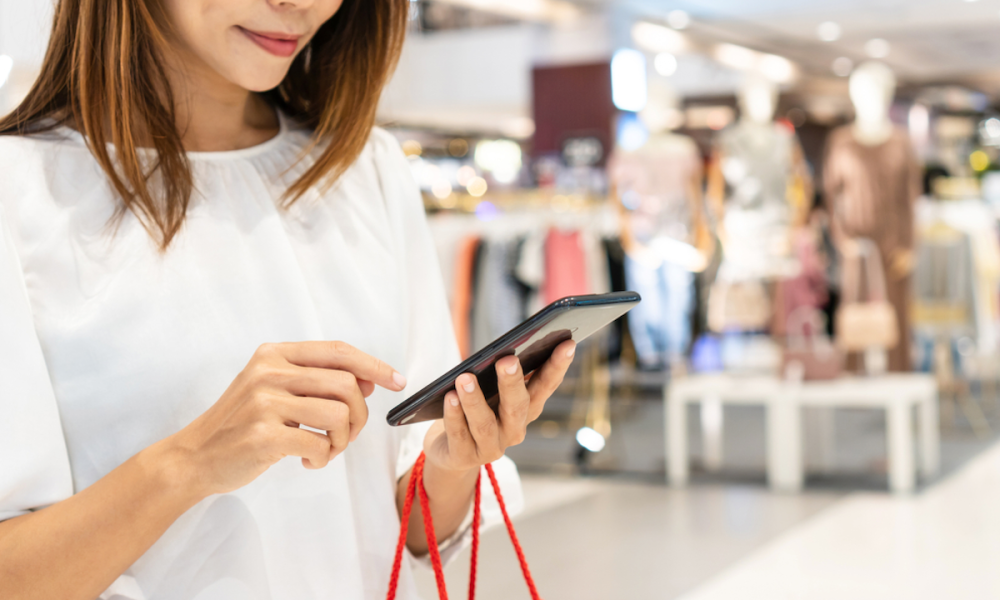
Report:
370,128,524,565
0,203,74,522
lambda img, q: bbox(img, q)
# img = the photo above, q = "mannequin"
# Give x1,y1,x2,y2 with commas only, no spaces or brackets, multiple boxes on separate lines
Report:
706,74,812,284
824,61,920,371
608,98,710,369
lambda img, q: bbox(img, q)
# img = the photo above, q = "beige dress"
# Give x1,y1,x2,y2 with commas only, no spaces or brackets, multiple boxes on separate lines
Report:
824,126,921,371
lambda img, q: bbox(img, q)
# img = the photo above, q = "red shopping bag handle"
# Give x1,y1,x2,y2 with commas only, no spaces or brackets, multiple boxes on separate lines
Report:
386,452,541,600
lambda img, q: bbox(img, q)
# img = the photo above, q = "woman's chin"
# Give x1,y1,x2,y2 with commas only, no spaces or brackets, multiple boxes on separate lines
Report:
231,71,291,93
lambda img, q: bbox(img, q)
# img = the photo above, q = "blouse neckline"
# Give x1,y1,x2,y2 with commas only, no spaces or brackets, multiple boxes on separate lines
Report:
54,109,294,162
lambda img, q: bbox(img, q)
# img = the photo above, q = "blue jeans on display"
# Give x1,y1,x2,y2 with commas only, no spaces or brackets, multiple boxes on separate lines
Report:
624,255,694,368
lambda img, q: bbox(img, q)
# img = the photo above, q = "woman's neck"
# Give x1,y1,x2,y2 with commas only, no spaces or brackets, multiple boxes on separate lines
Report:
164,51,280,153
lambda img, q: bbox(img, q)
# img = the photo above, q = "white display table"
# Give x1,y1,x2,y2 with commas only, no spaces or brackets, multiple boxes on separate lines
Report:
665,372,939,494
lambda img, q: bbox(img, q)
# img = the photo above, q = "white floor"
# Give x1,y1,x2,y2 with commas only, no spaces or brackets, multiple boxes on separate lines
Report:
681,439,1000,600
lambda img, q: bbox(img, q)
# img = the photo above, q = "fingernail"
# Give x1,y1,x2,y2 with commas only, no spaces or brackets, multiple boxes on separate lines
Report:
393,371,407,389
447,392,459,407
459,374,475,393
504,360,518,375
566,344,576,358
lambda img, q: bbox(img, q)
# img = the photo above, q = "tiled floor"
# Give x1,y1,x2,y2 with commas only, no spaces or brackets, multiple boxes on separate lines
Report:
414,475,842,599
680,439,1000,600
413,386,1000,599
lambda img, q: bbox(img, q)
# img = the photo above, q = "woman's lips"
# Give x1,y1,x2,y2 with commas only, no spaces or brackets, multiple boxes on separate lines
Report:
238,27,300,58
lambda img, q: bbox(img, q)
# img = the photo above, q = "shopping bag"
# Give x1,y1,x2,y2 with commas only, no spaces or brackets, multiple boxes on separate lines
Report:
707,280,772,333
835,239,898,352
781,306,843,380
387,452,541,600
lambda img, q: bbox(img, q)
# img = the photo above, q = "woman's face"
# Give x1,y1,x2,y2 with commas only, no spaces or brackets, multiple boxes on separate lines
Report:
163,0,345,92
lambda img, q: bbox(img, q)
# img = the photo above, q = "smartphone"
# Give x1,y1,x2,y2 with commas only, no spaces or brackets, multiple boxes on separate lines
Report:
386,291,641,426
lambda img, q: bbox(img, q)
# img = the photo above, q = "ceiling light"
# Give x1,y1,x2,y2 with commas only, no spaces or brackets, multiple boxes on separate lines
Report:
865,38,890,58
631,21,686,53
667,9,691,30
611,48,648,112
715,43,758,71
655,52,678,76
0,55,12,90
759,53,795,83
832,56,854,76
817,21,841,42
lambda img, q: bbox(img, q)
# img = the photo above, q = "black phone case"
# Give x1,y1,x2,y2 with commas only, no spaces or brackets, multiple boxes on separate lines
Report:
386,292,641,426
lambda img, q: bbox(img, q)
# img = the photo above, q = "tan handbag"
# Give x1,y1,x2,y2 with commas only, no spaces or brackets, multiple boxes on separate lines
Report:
835,239,899,352
708,280,772,333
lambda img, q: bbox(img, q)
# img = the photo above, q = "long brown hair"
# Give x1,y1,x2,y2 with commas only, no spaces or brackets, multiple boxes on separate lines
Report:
0,0,409,250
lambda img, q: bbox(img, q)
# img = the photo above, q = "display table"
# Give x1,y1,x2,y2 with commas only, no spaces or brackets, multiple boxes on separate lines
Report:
665,373,939,494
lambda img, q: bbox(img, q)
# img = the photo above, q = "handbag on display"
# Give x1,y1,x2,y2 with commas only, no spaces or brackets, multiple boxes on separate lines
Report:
707,280,772,333
835,239,899,352
781,306,843,380
387,452,541,600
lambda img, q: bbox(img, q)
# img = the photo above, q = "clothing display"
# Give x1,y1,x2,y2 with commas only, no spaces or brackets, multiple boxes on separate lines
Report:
0,119,521,600
824,126,921,371
607,133,701,245
715,122,800,282
608,133,702,366
430,212,616,357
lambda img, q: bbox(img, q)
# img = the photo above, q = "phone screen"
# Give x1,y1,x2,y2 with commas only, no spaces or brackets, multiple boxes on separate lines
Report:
387,292,640,426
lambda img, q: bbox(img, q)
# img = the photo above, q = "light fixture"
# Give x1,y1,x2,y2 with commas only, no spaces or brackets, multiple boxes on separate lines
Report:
667,9,691,30
631,21,686,53
759,53,795,83
817,21,841,42
475,139,522,184
865,38,890,58
715,43,758,71
832,56,854,76
576,427,606,453
0,55,12,91
456,165,476,187
654,52,678,76
431,179,453,200
467,176,488,197
611,48,648,112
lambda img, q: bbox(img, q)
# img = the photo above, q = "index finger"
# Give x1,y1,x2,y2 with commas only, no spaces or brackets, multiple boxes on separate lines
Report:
272,341,407,392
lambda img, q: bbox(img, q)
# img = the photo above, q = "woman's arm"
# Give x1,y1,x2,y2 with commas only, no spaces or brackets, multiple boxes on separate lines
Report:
0,341,405,600
0,440,202,600
396,459,479,555
399,341,576,555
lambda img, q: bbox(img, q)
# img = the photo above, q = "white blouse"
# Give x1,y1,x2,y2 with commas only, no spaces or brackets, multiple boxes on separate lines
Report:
0,115,522,600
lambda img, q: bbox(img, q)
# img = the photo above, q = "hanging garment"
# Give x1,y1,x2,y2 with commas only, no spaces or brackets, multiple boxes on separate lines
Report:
824,126,921,371
543,228,590,304
471,239,528,353
452,235,481,359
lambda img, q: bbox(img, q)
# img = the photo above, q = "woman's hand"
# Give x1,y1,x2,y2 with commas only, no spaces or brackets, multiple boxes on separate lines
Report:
422,340,577,473
162,341,405,498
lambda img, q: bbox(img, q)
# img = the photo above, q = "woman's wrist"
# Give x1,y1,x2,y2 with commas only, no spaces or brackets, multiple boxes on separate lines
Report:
134,438,210,512
420,460,480,498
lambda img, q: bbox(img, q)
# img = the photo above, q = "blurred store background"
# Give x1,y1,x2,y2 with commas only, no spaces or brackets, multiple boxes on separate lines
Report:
7,0,1000,598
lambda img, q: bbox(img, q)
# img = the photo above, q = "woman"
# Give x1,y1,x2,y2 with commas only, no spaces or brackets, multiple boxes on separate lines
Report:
0,1,575,598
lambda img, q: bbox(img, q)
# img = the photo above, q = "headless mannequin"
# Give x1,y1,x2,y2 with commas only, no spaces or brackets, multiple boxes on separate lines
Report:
825,61,920,371
612,103,710,267
706,76,813,282
608,103,708,369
